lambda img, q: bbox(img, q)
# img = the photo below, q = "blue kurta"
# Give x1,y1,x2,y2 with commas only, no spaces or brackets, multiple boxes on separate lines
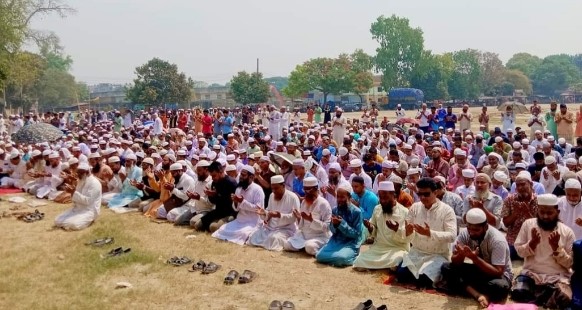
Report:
315,204,363,267
107,166,143,208
351,189,379,220
292,172,314,198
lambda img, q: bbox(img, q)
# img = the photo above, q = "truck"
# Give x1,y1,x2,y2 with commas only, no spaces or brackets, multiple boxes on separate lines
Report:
381,88,424,110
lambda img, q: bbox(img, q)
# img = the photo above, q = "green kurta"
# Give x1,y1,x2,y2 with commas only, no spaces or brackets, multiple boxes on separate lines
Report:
544,111,558,138
314,106,322,123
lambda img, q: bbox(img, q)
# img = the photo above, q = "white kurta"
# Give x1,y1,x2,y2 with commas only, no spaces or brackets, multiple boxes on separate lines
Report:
354,203,410,269
401,200,457,281
248,190,300,251
558,197,582,240
36,164,63,199
162,173,196,221
268,111,282,141
539,166,569,194
167,176,212,223
55,175,102,230
332,116,347,146
284,195,332,255
1,160,27,188
323,179,351,209
212,183,265,245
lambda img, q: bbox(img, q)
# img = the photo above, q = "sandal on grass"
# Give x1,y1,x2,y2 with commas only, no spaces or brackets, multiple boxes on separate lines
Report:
106,247,131,257
189,260,206,272
167,256,192,266
85,237,114,246
269,300,282,310
281,301,295,310
201,262,220,274
223,270,239,285
238,269,257,284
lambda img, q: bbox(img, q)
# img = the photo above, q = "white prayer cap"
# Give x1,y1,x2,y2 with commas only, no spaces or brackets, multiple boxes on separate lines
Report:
565,178,582,190
198,137,206,142
276,141,284,146
42,150,52,156
403,144,412,150
226,154,236,161
68,158,79,165
48,152,60,159
135,151,145,158
168,163,181,171
88,152,101,159
176,150,187,156
537,194,558,206
391,175,403,185
349,159,362,168
338,147,349,156
494,137,503,143
292,158,305,166
241,165,255,175
212,145,221,150
462,169,475,178
177,160,187,167
407,168,420,176
512,142,521,149
31,150,42,157
225,165,237,172
558,138,566,144
454,149,466,156
515,171,532,182
271,175,285,184
142,158,155,166
381,161,395,169
108,156,120,163
72,146,81,151
303,177,318,187
378,181,395,192
329,162,341,171
566,158,577,166
493,171,508,183
9,151,20,159
259,155,270,162
197,160,210,167
337,182,353,194
151,152,161,159
238,149,246,154
547,136,555,142
184,140,193,146
191,154,199,161
303,150,311,156
466,208,487,225
217,158,227,166
434,176,446,185
61,163,69,170
77,162,91,171
544,156,556,165
322,149,331,156
515,163,527,170
126,153,137,161
521,139,530,144
264,135,271,140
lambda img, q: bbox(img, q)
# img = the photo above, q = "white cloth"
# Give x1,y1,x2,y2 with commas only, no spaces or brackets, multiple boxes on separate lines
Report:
212,183,265,245
501,113,515,134
539,165,569,194
323,178,351,209
268,111,282,141
332,116,347,146
248,190,300,251
284,195,332,255
558,196,582,240
348,171,373,190
54,175,102,230
153,117,163,135
165,173,196,222
167,176,212,221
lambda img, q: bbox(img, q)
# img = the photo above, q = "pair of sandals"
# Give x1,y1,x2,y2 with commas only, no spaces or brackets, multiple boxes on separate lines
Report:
224,269,256,285
269,300,295,310
85,237,114,247
106,247,131,257
166,256,192,266
353,299,387,310
189,260,221,274
22,210,44,223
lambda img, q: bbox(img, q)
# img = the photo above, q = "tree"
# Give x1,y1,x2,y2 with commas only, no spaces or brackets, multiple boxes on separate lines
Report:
410,51,454,100
126,58,194,105
531,54,581,96
229,71,270,104
502,69,532,95
264,76,289,90
506,53,542,78
4,51,45,112
349,49,374,103
76,82,89,101
282,65,309,99
36,67,77,108
371,15,424,89
448,49,482,99
479,51,504,96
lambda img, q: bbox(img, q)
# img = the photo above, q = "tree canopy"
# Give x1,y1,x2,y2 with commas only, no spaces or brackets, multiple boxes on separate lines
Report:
229,71,270,104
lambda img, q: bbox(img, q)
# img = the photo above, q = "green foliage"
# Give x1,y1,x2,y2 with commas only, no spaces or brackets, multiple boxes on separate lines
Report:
502,69,532,95
126,58,194,105
531,54,582,96
479,51,504,96
264,76,289,90
4,51,45,111
410,51,453,100
282,65,309,99
371,14,424,89
229,71,270,104
39,42,72,71
506,53,542,77
448,49,482,99
76,82,89,101
349,49,374,97
36,67,77,107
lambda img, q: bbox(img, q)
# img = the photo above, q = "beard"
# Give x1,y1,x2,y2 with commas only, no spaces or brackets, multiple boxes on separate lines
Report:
238,178,250,189
197,174,207,182
77,173,88,190
474,190,488,200
567,199,581,207
162,163,170,171
337,202,348,209
92,162,101,174
537,217,559,231
381,201,394,215
329,175,339,185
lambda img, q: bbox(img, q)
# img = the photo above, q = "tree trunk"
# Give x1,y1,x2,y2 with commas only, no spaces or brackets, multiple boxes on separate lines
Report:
323,92,328,106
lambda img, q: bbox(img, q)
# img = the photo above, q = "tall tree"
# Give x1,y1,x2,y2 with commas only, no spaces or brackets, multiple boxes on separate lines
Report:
502,69,532,95
410,51,454,100
36,67,77,108
505,53,542,78
282,65,309,99
479,51,504,96
370,15,424,90
264,76,289,90
531,54,582,96
448,49,482,99
4,51,45,112
126,58,193,105
349,49,374,103
229,71,270,104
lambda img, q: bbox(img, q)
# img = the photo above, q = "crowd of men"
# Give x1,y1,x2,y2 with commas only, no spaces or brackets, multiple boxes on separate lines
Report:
1,102,582,309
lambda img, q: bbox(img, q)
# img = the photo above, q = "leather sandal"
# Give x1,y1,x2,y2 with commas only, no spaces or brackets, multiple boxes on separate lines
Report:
201,262,221,274
269,300,282,310
223,270,239,285
238,269,257,284
189,260,206,272
281,301,295,310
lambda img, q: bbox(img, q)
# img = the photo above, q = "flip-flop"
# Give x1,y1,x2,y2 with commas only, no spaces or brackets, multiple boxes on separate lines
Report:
376,306,387,310
107,247,123,257
238,269,257,284
352,299,374,310
167,256,191,266
189,260,206,272
223,270,239,285
281,301,295,310
269,300,282,310
86,237,115,246
201,262,221,274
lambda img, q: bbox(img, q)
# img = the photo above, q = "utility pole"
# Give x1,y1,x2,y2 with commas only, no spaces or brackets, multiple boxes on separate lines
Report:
256,58,259,75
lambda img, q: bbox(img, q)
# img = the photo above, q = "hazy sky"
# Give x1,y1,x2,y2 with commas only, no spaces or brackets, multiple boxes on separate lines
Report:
31,0,582,85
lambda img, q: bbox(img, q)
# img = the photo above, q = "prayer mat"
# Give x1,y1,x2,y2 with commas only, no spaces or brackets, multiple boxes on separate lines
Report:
0,188,24,195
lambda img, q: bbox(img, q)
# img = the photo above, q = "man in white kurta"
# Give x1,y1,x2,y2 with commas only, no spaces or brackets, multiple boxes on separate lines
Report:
35,153,63,199
332,109,347,147
1,152,27,189
284,177,332,256
268,106,282,141
55,163,102,230
557,179,582,240
398,178,457,286
212,166,265,245
354,181,410,270
539,155,568,194
248,175,300,251
153,113,163,135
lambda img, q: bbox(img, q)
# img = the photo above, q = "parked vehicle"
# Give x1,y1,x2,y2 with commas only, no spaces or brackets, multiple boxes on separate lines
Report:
381,88,424,110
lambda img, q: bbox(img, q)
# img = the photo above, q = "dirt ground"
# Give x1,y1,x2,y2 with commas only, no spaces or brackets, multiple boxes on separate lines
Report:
0,103,576,310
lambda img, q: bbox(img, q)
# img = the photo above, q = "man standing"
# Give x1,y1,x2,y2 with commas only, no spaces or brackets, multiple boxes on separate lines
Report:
316,183,363,267
478,106,490,132
397,178,457,288
284,177,332,256
248,175,300,251
55,163,102,231
545,101,558,139
458,104,472,132
153,113,164,136
332,108,347,147
555,103,574,143
444,106,458,130
354,181,410,271
511,194,575,309
439,208,512,308
268,105,282,141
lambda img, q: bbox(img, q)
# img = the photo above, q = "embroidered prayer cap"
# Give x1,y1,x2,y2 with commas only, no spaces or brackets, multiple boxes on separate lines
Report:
349,159,362,168
329,163,341,171
225,165,237,172
454,149,466,156
544,156,556,165
142,158,155,166
565,178,582,190
303,177,318,187
466,208,487,225
493,171,508,183
462,169,475,178
169,163,183,171
126,153,137,161
108,156,120,163
537,194,558,206
271,175,284,184
515,171,532,182
241,165,255,175
378,181,395,192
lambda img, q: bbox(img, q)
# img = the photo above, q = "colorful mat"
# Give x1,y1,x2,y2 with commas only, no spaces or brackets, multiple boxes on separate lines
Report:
381,274,448,297
0,188,24,195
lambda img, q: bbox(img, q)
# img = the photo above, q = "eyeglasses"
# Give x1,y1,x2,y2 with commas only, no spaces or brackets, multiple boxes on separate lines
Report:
417,191,432,197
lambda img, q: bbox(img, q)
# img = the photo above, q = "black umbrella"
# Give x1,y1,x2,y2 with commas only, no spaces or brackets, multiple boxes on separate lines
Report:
12,122,63,144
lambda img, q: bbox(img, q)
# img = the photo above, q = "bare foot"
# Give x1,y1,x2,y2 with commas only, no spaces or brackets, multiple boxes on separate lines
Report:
477,295,489,308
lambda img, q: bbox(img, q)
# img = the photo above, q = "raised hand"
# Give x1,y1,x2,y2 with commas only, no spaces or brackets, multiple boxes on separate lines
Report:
363,219,373,233
292,209,301,220
575,217,582,227
548,231,561,252
414,222,431,237
529,228,541,251
301,211,313,222
385,219,399,232
404,220,414,236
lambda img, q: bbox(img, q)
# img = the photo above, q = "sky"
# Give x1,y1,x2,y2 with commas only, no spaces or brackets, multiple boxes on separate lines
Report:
31,0,582,85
